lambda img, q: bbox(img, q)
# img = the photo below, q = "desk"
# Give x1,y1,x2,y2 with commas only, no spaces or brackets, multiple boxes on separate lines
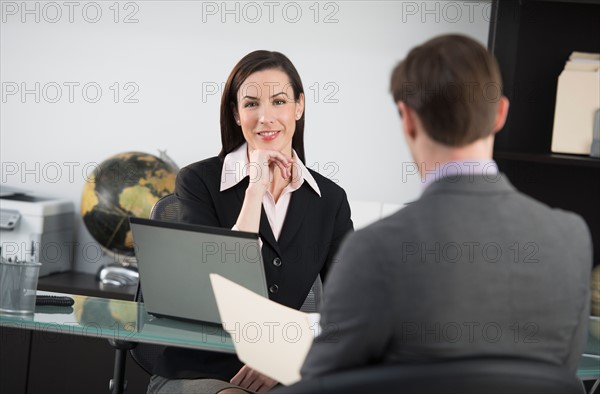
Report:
1,292,599,393
0,291,234,394
581,325,600,384
0,291,235,354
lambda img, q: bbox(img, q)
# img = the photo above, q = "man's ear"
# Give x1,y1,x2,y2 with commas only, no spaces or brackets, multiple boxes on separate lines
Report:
398,101,417,141
492,96,510,134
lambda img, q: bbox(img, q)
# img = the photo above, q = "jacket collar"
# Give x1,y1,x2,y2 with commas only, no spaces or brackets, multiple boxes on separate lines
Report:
421,172,516,198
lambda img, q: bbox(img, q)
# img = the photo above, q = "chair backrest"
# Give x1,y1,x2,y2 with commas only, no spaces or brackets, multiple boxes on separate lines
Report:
300,275,322,313
272,358,585,394
149,193,180,222
131,193,323,375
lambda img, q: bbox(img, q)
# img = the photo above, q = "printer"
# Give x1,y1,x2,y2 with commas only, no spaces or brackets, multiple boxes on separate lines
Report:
1,188,74,277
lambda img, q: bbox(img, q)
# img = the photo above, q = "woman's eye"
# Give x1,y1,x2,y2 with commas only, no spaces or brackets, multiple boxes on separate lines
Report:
274,99,286,105
244,102,257,108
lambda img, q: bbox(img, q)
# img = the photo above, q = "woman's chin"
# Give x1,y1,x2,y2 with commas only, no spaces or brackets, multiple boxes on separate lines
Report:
253,142,290,155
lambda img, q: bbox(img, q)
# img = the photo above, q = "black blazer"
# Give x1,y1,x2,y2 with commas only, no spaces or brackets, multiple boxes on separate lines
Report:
154,156,353,380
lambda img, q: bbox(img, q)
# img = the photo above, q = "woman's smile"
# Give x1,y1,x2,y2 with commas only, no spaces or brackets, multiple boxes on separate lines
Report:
256,130,281,141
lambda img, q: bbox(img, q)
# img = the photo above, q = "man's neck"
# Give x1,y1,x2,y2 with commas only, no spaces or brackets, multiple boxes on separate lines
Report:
416,134,495,172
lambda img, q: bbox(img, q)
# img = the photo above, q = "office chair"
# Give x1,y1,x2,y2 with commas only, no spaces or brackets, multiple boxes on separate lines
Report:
129,193,323,376
272,357,585,394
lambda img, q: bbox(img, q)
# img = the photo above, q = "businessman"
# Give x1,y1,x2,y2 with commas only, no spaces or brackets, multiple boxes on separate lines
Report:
301,34,592,378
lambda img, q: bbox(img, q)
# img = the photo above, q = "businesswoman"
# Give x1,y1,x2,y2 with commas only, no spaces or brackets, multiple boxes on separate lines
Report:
147,50,354,394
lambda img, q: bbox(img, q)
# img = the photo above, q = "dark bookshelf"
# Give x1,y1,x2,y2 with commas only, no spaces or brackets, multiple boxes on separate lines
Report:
494,152,600,168
489,0,600,266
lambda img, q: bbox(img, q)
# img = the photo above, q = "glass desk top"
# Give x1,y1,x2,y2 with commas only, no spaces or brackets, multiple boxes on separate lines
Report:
581,318,600,380
0,291,235,354
1,292,598,380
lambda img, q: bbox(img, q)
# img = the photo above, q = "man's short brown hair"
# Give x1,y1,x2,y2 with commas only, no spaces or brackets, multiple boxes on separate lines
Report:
390,34,503,147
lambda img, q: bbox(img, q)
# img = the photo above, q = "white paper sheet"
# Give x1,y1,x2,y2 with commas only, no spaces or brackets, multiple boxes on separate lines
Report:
210,274,319,385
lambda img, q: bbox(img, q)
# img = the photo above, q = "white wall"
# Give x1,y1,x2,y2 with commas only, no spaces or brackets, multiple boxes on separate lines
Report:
1,0,491,273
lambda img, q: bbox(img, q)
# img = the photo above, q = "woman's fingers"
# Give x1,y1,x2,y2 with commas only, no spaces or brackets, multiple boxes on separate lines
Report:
270,158,291,180
230,365,249,387
249,149,293,181
231,365,278,393
233,365,263,390
267,151,294,180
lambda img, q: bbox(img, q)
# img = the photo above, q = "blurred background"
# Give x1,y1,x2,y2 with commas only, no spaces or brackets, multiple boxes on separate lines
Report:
1,0,491,273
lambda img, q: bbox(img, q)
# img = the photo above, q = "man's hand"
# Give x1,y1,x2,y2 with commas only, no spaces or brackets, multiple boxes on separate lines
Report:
230,365,278,393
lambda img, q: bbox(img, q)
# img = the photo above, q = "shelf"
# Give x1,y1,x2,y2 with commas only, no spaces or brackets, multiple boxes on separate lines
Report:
494,151,600,168
533,0,600,5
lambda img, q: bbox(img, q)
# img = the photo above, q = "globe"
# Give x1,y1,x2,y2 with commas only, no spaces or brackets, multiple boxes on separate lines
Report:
81,151,178,264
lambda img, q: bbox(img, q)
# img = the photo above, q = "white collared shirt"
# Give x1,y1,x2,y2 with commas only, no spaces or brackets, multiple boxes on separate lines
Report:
220,142,321,241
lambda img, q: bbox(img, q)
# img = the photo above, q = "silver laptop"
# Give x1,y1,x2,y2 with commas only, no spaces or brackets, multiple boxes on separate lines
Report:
129,217,268,324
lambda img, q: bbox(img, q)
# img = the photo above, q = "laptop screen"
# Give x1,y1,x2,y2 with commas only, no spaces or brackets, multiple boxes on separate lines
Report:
130,217,268,324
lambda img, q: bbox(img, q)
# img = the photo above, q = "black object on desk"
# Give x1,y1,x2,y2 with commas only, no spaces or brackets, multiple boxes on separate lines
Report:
35,295,74,307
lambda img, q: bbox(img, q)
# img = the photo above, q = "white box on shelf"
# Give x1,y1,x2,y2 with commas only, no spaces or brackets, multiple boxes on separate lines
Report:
0,193,75,277
551,52,600,155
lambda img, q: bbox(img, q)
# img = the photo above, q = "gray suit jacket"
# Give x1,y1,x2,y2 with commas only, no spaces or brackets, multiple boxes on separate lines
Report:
301,174,592,378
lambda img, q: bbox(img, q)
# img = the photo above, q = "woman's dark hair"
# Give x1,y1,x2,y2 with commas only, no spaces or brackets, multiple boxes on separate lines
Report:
219,50,306,162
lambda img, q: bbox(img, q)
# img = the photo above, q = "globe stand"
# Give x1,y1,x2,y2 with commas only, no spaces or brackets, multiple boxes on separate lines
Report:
97,251,139,287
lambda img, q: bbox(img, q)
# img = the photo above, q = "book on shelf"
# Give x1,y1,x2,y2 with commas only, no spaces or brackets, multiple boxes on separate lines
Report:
551,51,600,156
